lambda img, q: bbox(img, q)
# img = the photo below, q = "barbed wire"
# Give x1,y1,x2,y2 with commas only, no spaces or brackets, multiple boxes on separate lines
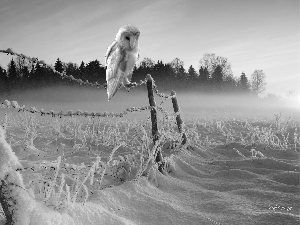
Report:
0,100,150,118
151,79,176,99
0,99,174,120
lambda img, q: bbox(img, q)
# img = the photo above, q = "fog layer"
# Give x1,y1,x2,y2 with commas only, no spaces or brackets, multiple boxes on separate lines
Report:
1,85,299,121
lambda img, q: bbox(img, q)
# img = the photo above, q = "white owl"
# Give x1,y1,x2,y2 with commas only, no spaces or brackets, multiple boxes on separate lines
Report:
105,25,140,101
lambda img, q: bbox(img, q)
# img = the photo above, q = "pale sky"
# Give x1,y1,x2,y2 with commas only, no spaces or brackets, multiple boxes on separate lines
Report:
0,0,299,94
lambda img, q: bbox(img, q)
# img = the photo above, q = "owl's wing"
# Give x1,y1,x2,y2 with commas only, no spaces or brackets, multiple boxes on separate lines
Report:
105,41,117,66
106,46,127,101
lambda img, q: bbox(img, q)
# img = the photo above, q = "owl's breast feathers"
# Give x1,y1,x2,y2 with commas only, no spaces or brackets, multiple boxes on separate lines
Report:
123,47,139,76
112,44,138,76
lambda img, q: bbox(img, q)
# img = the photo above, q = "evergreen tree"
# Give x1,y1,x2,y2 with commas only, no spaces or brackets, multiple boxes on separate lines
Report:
188,65,197,78
79,61,85,72
199,66,209,84
85,60,106,84
7,59,18,81
31,63,49,86
21,66,30,80
78,61,85,74
159,62,174,90
238,72,249,93
211,65,223,83
211,65,224,92
153,60,164,73
0,66,6,80
78,61,85,79
7,59,19,90
223,75,238,93
0,66,8,93
54,58,64,73
66,62,78,76
177,65,187,90
153,61,171,89
33,63,42,84
186,65,197,90
21,66,30,89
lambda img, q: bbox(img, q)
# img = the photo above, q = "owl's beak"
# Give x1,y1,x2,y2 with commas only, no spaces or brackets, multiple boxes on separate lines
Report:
130,37,137,49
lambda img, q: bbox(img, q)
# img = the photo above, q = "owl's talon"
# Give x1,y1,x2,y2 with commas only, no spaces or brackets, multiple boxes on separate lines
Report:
125,82,137,90
124,84,130,91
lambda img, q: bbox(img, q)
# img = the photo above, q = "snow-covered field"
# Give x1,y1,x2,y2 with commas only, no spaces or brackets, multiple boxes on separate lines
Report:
0,89,299,225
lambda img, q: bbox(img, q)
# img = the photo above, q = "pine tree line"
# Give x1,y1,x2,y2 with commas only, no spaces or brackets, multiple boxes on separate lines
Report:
0,53,266,96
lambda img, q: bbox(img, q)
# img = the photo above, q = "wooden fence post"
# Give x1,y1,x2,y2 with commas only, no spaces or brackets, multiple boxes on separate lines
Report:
146,74,162,163
171,90,187,145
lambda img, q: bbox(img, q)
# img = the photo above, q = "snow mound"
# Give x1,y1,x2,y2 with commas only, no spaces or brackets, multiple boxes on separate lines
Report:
0,127,23,179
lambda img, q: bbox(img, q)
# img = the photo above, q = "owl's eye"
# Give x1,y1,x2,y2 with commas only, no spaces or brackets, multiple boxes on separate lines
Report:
125,36,130,40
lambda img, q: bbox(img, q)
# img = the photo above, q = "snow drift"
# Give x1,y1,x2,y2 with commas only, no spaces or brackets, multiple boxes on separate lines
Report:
1,123,300,225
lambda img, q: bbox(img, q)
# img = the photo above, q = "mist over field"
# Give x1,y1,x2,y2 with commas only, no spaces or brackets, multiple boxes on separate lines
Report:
1,85,299,121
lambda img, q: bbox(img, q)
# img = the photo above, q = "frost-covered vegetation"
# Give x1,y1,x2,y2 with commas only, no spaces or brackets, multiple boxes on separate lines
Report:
0,107,299,224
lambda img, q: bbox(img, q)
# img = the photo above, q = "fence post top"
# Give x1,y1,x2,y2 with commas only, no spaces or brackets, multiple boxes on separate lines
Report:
146,74,153,81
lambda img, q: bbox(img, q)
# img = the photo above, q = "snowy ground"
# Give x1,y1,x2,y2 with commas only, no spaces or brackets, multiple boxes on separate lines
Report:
0,92,299,225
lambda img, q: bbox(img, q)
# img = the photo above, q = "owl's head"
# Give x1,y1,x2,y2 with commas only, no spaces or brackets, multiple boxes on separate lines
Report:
116,25,140,50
